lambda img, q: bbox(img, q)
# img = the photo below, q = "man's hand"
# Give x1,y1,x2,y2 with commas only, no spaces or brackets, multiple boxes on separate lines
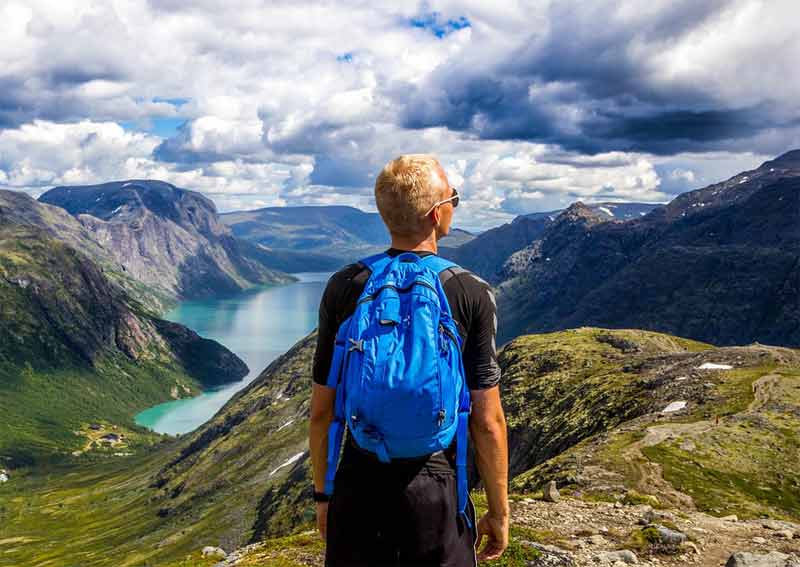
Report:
475,511,509,562
316,501,329,541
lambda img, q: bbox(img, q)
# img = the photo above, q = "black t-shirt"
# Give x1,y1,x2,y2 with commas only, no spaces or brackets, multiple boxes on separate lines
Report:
312,247,502,472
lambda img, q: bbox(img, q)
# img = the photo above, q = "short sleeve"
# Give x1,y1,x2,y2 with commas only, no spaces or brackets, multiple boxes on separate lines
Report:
312,274,338,386
460,274,502,390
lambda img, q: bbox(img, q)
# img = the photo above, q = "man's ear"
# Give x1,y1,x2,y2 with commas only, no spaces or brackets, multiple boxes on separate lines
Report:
431,205,441,227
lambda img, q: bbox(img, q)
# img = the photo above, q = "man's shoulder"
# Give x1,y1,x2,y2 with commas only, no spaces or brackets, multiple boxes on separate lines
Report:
441,263,493,294
325,261,370,293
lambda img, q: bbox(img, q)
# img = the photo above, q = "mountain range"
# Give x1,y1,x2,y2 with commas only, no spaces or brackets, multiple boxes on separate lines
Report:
221,204,474,271
439,202,661,284
435,152,799,349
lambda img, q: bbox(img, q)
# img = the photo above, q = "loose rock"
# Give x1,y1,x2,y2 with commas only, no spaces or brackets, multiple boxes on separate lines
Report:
202,545,227,559
654,525,687,545
725,551,800,567
543,480,561,503
594,550,638,564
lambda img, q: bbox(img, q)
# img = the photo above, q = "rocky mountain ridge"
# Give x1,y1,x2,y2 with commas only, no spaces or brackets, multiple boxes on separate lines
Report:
493,151,800,347
38,180,295,301
440,202,659,284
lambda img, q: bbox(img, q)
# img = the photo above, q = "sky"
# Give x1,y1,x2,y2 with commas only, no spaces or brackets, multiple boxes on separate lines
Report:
1,1,798,232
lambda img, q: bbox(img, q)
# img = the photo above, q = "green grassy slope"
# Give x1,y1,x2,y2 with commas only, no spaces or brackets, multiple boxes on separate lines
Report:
3,327,798,566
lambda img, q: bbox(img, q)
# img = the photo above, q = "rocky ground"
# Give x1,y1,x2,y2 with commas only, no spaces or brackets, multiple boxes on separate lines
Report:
178,490,800,566
511,494,800,567
186,493,800,567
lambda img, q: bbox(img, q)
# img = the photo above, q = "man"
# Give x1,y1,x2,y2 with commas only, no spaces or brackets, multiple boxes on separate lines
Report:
310,154,509,566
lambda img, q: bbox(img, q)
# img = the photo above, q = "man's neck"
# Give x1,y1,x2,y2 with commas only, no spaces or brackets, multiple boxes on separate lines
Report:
389,233,438,254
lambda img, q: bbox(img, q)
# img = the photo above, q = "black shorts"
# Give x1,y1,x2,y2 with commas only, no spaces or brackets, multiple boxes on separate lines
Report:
325,443,478,567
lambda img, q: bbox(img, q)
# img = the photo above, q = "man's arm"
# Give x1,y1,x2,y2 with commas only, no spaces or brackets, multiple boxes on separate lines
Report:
470,385,509,560
456,274,508,560
310,383,336,493
308,272,342,540
310,384,335,539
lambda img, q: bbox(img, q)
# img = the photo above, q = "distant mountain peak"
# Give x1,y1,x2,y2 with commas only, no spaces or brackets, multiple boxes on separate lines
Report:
762,149,800,168
558,201,606,223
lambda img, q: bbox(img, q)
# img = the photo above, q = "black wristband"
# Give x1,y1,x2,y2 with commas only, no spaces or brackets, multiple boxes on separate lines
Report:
313,490,330,502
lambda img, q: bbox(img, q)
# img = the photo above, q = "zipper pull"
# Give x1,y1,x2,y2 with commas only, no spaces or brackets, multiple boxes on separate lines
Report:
437,409,446,426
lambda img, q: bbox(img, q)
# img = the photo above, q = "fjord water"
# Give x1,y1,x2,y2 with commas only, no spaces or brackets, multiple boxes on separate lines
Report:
135,271,332,435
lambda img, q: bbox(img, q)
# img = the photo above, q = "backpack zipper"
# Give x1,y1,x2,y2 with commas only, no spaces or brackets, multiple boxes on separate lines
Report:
437,322,461,428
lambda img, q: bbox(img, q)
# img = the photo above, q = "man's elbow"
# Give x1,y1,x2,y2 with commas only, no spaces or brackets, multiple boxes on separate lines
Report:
469,408,506,438
310,403,334,425
309,384,336,425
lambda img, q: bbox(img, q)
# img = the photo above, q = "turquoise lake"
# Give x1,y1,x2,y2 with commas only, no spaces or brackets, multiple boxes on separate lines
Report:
134,271,332,435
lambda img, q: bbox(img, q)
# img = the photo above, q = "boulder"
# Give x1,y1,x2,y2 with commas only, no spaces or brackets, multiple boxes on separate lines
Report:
594,550,638,564
201,546,227,559
725,552,800,567
543,480,561,503
654,525,687,545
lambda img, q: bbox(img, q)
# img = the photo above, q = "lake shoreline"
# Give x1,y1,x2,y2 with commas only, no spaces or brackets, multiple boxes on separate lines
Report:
134,271,332,435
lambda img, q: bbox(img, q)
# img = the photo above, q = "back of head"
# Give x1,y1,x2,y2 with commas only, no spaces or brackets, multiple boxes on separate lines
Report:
374,154,445,237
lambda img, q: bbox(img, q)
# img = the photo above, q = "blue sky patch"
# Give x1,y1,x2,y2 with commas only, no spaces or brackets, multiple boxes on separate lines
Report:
120,117,187,138
336,52,353,62
153,96,190,107
409,12,470,38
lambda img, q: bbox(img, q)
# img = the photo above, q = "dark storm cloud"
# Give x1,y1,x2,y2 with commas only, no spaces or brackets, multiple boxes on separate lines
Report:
400,0,797,155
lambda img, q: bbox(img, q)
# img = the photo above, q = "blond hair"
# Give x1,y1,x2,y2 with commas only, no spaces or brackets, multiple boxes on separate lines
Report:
374,154,446,236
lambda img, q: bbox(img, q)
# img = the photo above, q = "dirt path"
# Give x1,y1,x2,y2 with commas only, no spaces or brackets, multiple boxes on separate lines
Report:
617,371,783,512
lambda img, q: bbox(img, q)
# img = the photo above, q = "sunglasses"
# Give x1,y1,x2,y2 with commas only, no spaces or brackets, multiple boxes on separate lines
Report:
424,186,459,216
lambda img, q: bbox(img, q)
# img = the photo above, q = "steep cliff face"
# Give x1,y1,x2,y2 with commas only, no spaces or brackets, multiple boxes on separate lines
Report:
0,189,170,313
495,152,800,347
39,180,295,300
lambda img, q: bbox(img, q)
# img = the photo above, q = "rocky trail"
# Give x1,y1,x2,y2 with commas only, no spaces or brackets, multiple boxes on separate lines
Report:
511,495,800,567
203,493,800,567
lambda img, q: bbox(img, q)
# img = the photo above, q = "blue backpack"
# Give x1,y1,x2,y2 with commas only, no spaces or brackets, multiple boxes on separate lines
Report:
323,251,472,528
